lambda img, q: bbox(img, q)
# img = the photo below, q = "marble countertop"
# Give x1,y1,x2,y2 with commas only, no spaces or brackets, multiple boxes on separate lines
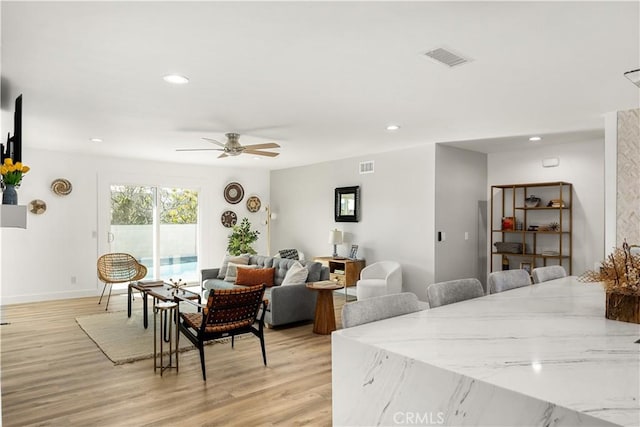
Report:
335,277,640,426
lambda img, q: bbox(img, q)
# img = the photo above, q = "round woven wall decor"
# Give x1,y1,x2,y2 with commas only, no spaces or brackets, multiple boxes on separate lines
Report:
51,178,73,196
221,210,237,228
224,182,244,204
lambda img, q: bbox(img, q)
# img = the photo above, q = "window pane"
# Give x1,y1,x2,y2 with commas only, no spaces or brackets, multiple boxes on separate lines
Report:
109,185,154,278
158,188,198,283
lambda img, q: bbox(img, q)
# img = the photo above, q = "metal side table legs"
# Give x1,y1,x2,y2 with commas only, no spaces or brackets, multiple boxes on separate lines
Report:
154,301,179,375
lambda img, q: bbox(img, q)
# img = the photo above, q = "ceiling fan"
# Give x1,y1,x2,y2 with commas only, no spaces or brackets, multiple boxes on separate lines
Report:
176,132,280,158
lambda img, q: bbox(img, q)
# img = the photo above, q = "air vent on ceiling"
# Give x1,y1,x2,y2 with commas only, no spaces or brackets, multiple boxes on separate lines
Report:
359,161,374,174
424,47,469,68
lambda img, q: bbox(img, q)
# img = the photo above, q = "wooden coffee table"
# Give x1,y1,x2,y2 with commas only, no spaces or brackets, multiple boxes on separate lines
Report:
306,281,344,335
128,281,201,329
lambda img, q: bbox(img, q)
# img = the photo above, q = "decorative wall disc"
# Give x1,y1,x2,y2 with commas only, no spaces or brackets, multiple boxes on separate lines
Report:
246,195,261,213
224,182,244,204
51,178,73,196
28,199,47,215
221,210,237,228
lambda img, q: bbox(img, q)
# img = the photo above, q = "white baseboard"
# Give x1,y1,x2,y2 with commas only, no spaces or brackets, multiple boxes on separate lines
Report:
0,289,98,306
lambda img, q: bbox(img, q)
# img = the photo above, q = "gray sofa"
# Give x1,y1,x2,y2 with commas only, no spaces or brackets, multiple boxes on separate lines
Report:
201,255,329,327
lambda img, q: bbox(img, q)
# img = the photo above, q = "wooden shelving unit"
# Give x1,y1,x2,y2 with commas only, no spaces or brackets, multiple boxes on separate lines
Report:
490,181,572,274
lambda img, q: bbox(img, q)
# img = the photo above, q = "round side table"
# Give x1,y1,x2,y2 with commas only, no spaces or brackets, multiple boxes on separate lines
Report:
306,281,344,335
154,301,179,375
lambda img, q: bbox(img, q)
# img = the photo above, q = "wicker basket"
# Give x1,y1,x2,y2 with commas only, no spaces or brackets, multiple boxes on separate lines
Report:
494,242,523,253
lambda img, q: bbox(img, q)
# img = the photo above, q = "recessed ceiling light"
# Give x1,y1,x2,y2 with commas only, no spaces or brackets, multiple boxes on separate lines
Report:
90,138,103,143
386,124,400,131
529,136,542,142
163,74,189,85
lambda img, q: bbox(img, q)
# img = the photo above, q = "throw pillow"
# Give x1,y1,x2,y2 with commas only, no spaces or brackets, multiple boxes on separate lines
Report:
218,254,250,279
281,261,309,286
236,267,275,287
278,248,299,260
224,263,258,282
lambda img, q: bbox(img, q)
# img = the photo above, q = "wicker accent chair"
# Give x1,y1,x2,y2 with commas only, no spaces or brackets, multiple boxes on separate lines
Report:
97,253,147,311
178,284,268,381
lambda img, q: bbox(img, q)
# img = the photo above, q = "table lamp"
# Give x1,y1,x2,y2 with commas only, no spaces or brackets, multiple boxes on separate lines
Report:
329,229,343,258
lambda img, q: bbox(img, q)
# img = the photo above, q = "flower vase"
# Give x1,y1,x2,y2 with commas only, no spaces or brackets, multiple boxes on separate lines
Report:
2,184,18,205
606,292,640,324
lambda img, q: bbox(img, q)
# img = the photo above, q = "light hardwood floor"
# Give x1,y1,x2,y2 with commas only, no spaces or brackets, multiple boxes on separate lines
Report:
1,291,348,426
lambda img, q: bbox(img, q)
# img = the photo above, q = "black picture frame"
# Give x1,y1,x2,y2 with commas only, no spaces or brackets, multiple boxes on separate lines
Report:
335,186,360,222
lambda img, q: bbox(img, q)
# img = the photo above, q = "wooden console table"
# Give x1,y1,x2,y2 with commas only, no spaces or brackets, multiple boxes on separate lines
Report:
313,257,366,288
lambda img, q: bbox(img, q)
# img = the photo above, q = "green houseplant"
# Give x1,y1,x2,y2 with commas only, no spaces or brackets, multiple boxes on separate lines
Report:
227,217,260,255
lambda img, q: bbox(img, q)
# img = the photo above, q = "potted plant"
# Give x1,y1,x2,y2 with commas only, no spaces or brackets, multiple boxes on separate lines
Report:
227,217,260,255
580,240,640,323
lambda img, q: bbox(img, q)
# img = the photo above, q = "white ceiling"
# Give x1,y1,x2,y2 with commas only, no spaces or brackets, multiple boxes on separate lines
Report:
1,1,639,170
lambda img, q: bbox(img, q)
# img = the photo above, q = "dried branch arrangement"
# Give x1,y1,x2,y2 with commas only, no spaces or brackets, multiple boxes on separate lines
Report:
580,241,640,296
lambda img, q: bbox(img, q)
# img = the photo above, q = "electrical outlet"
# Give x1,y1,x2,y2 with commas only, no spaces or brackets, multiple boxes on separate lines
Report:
464,232,469,240
71,276,77,284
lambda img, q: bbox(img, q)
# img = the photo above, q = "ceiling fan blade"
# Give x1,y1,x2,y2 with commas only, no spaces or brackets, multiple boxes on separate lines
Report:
176,148,224,152
243,149,280,157
202,137,226,147
218,152,228,159
241,142,280,150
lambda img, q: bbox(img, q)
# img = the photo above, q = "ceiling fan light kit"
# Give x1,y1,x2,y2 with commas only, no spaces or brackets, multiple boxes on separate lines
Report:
176,132,280,159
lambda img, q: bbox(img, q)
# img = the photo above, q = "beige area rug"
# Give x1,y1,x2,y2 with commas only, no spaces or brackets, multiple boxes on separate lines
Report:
76,310,234,365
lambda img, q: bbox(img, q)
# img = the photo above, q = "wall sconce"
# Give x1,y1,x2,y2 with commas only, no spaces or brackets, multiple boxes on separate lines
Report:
263,205,277,256
624,68,640,88
329,228,343,258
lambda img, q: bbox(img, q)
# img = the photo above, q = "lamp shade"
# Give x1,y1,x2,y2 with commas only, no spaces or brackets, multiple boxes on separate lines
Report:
329,229,343,245
624,68,640,88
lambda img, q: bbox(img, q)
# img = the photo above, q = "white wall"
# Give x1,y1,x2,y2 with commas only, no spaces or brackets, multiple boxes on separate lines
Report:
0,148,269,304
434,145,487,286
487,139,605,276
270,145,436,301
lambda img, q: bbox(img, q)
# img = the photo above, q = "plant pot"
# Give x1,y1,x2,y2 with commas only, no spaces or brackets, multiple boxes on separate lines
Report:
2,184,18,205
606,292,640,324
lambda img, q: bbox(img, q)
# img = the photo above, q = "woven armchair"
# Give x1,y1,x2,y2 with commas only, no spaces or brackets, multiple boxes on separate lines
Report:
178,284,268,381
97,253,147,310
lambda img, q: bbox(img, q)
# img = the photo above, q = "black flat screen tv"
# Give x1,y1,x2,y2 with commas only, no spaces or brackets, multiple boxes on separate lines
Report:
2,95,22,163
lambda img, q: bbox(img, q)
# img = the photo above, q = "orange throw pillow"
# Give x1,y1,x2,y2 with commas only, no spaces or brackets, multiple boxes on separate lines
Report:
236,267,275,287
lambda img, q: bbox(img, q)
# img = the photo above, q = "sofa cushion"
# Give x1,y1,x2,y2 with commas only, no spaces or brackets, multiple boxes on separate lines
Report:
224,263,258,282
281,261,308,286
279,248,299,260
301,261,323,282
237,267,275,287
218,255,250,279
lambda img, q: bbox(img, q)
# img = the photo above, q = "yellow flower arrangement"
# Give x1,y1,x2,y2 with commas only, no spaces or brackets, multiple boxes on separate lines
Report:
1,158,30,187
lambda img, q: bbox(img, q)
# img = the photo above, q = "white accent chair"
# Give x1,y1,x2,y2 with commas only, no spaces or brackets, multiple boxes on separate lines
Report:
531,265,567,283
342,292,427,328
427,278,484,308
356,261,402,300
488,269,531,294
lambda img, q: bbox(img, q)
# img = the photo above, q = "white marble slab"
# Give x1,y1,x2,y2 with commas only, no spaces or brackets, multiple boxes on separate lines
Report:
332,277,640,426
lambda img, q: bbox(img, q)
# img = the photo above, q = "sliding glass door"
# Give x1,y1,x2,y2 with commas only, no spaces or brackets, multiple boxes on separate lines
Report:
108,184,198,288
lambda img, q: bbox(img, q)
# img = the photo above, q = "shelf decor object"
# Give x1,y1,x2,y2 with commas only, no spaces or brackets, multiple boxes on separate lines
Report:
490,181,572,274
580,241,640,324
223,182,244,204
1,157,30,205
51,178,72,196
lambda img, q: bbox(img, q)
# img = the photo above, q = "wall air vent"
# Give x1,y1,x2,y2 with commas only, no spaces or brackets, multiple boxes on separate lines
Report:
424,47,469,68
359,160,374,174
